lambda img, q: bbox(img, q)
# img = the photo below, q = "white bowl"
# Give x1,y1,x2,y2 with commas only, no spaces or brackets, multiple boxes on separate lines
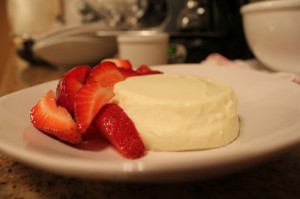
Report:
241,0,300,74
117,31,169,68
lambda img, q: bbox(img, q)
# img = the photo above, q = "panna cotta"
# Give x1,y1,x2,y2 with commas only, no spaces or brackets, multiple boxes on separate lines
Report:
112,74,239,151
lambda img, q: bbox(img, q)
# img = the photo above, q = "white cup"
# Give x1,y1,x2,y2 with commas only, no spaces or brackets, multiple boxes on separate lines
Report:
117,31,169,68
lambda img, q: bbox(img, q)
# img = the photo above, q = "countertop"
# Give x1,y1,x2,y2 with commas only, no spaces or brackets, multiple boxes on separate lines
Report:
1,3,300,199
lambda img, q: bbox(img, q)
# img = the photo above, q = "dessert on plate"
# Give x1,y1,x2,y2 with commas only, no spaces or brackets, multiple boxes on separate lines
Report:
30,59,239,159
113,74,239,151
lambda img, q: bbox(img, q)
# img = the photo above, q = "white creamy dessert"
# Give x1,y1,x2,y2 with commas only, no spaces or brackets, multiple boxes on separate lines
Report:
112,74,239,151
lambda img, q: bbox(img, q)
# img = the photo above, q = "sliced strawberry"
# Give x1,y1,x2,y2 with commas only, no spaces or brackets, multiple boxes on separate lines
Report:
56,65,91,116
118,68,139,78
136,65,163,75
94,104,145,159
101,58,132,69
87,62,125,88
75,81,114,133
30,90,81,144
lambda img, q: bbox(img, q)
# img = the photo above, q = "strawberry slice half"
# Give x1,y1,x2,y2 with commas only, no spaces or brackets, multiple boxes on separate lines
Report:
56,65,91,116
136,65,163,75
30,90,81,144
75,81,114,133
87,62,125,88
118,68,139,78
101,58,132,69
94,104,145,159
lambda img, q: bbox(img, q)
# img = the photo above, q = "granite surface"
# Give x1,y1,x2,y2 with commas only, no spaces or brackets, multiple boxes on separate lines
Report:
1,150,300,199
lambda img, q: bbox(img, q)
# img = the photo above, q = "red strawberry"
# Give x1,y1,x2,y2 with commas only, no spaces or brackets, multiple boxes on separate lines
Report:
87,62,125,88
136,65,163,75
94,104,145,159
118,68,139,78
30,90,81,144
75,81,114,133
101,58,132,69
56,65,91,116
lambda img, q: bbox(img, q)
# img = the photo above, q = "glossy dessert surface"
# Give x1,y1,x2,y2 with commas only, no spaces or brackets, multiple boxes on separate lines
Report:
113,74,239,151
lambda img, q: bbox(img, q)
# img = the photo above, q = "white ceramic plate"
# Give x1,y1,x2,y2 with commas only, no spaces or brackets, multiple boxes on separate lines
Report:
1,64,300,182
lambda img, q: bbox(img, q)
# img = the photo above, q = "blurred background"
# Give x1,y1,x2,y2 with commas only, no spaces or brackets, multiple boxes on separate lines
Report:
2,0,254,68
0,0,11,72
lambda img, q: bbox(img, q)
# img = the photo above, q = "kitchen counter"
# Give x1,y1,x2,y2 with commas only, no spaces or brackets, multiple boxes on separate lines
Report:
1,4,300,199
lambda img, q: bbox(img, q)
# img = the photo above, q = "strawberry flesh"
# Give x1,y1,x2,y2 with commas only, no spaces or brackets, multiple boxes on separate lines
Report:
75,81,114,133
94,104,145,159
87,62,125,88
118,68,139,78
56,65,91,116
30,90,81,144
30,59,160,159
136,65,163,75
101,58,132,69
